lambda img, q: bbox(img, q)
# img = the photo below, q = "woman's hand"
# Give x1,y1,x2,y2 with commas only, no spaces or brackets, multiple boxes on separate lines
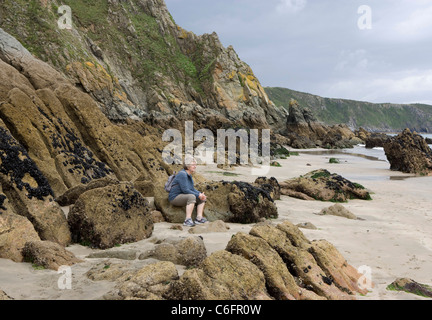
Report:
199,193,207,201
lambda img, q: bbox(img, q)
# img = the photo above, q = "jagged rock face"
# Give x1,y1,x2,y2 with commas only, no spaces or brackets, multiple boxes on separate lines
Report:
384,129,432,175
0,120,71,246
365,132,390,148
0,27,169,197
0,0,286,134
285,101,362,148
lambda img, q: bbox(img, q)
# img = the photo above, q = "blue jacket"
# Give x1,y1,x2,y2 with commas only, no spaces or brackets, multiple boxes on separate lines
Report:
168,170,201,202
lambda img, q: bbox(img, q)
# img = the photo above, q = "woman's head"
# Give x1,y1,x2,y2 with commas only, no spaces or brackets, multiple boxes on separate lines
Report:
183,155,197,172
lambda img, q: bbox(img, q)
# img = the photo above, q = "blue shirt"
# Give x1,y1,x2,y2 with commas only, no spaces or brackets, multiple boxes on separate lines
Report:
168,170,201,202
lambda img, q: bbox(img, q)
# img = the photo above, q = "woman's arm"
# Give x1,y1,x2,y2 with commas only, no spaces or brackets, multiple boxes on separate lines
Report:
176,172,200,198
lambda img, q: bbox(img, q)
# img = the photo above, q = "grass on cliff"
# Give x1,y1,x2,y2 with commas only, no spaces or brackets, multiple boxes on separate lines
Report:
1,0,210,98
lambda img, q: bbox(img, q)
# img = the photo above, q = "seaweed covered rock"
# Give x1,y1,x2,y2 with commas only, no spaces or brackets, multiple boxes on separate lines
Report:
0,121,71,246
0,28,169,199
228,181,278,223
68,182,154,249
279,169,371,202
387,278,432,298
384,128,432,175
254,176,281,200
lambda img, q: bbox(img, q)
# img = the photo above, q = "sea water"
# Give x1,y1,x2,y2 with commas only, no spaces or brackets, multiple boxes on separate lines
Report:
347,133,431,161
297,133,432,181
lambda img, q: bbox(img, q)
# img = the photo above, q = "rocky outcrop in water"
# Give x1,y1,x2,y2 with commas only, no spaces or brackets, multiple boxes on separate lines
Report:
383,129,432,175
365,132,390,149
285,101,363,149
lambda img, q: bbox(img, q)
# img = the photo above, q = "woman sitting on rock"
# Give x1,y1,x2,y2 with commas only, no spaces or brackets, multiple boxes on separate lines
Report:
168,155,208,227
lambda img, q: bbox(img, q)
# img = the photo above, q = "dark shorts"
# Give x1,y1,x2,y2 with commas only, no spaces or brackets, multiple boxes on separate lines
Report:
170,194,206,207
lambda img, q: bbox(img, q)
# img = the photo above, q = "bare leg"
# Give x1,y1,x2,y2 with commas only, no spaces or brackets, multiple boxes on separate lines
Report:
196,202,205,219
186,203,195,220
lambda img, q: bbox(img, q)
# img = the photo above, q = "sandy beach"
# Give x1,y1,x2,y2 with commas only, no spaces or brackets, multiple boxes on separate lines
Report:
1,146,431,300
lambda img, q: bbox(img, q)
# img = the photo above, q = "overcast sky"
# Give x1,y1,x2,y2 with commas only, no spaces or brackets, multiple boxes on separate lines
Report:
165,0,432,105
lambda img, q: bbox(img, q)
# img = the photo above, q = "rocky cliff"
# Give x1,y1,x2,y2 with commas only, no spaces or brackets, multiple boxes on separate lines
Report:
0,0,286,134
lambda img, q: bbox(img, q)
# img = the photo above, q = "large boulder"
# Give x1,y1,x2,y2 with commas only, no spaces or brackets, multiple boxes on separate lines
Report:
56,177,120,206
226,232,307,300
154,180,278,224
140,236,207,267
250,223,353,300
116,261,180,300
0,210,41,262
308,239,371,295
165,250,272,300
365,132,390,148
68,182,154,249
384,128,432,175
279,169,372,202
